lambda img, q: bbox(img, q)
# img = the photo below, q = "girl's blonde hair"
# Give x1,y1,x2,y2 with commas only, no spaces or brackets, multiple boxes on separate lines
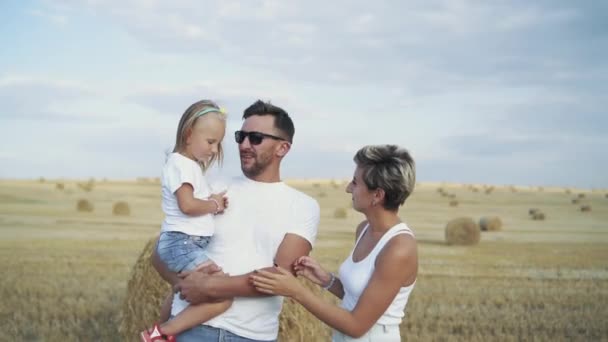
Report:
173,99,226,171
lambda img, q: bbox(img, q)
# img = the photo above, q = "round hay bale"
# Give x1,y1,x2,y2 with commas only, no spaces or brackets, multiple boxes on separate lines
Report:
445,217,480,245
528,208,539,215
279,280,333,341
76,199,94,212
471,187,479,193
317,191,327,198
39,177,45,183
333,207,348,219
571,198,580,204
118,236,170,341
564,189,571,194
113,201,131,216
479,216,502,231
605,193,608,199
531,212,546,220
56,183,65,190
580,205,592,212
437,187,444,194
578,193,585,199
449,200,459,207
119,237,331,341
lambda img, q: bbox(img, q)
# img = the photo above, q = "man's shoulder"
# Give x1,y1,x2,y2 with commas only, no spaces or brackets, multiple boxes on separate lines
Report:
282,185,320,211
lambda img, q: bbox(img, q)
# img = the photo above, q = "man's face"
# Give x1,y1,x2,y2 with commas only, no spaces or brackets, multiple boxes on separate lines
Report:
237,115,285,178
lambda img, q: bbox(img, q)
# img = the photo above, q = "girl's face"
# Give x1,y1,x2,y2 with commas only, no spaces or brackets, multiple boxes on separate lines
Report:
185,113,226,163
346,165,375,212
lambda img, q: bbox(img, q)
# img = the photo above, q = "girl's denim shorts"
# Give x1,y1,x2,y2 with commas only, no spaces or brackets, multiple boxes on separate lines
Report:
157,231,211,272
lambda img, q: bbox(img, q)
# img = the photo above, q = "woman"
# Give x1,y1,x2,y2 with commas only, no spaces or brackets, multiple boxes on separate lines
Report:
251,144,418,341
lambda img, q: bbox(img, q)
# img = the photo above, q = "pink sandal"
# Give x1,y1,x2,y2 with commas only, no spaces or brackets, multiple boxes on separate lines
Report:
140,323,176,342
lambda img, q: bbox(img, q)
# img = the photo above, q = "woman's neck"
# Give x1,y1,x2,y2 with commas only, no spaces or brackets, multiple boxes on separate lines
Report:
365,209,401,236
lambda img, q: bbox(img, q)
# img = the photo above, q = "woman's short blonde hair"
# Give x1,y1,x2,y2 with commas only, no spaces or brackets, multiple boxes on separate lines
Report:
354,145,416,210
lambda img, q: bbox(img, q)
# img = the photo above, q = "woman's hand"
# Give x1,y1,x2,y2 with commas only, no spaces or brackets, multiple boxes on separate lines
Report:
250,266,304,298
294,256,332,287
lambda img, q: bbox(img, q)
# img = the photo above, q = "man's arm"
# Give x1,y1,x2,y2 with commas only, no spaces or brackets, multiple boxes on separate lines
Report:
151,237,220,287
177,233,312,303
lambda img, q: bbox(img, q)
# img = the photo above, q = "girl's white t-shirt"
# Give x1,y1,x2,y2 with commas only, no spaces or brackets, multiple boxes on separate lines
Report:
160,153,214,236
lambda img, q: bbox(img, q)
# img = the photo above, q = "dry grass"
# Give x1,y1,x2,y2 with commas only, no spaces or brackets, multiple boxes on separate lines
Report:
2,179,608,341
78,182,94,192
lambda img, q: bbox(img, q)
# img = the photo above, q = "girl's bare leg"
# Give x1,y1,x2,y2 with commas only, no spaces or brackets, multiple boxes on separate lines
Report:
159,292,173,323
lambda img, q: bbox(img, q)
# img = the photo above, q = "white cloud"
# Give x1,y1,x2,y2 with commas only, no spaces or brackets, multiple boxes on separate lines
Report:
5,1,606,186
0,76,94,120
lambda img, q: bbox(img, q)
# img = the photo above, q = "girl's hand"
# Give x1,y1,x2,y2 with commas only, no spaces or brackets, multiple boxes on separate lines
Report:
209,191,227,213
250,266,304,298
293,256,332,287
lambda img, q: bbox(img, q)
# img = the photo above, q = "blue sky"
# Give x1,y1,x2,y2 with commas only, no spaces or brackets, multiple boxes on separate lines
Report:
1,0,607,188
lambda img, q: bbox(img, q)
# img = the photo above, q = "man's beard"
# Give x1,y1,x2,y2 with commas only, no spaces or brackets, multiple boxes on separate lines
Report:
240,151,271,178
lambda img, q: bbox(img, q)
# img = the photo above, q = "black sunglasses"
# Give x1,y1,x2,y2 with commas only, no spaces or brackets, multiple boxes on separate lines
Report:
234,130,287,145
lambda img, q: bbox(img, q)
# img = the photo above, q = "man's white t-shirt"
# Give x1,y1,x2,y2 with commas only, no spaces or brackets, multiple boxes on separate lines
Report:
160,153,214,236
171,176,320,340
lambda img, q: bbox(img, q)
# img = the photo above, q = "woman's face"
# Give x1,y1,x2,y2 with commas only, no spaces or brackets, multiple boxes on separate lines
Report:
346,165,375,212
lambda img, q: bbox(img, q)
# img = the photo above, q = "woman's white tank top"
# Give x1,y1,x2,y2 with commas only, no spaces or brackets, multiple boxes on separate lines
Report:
338,222,416,325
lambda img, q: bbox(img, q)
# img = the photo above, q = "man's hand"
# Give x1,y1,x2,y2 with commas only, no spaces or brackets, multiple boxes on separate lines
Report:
173,262,225,304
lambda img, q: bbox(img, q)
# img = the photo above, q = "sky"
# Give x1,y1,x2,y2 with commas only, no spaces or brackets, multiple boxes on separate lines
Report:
1,0,607,188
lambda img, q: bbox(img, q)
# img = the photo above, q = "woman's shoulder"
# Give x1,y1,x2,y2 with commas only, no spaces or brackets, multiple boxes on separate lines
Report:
355,220,368,240
379,227,417,261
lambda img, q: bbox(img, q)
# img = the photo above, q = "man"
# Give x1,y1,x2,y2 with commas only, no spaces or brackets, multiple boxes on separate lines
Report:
152,100,320,341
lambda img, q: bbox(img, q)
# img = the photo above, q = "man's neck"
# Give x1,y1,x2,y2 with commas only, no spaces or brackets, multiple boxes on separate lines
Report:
246,170,281,183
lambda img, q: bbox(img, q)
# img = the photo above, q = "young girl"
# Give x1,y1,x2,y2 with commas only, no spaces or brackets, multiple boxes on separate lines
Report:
140,100,232,342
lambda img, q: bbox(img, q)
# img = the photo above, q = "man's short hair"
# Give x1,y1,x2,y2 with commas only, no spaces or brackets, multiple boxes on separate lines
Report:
243,100,295,143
